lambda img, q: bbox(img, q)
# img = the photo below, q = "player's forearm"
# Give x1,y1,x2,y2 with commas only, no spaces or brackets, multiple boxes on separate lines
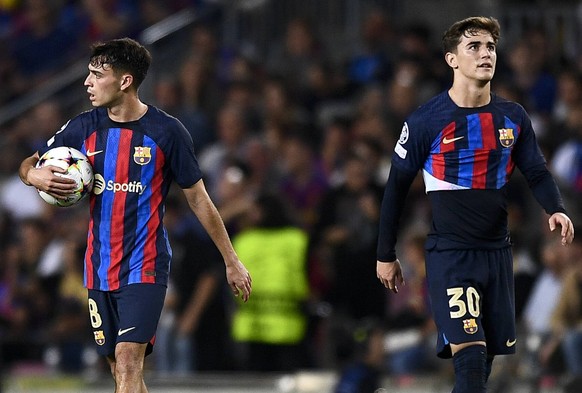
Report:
525,164,567,215
19,154,39,186
376,165,417,261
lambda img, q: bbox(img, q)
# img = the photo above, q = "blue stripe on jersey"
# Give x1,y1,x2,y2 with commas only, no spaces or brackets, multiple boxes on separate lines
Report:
98,129,122,291
457,150,474,188
496,117,518,188
128,135,157,284
466,114,484,149
455,114,484,187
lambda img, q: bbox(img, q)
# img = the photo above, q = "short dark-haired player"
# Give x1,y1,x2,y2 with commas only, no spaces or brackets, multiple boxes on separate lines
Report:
19,38,252,393
376,17,574,392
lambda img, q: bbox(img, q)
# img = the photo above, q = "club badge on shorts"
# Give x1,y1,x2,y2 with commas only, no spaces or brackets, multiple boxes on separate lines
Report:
463,318,478,334
94,330,106,345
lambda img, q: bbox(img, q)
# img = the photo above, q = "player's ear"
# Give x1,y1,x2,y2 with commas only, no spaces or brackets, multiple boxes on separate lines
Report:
445,52,458,69
120,74,134,91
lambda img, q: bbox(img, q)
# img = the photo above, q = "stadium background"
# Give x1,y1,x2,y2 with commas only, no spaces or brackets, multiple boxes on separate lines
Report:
1,0,581,392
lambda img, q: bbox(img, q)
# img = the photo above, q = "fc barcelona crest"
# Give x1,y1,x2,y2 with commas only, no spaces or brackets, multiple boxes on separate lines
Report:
134,146,152,165
94,330,106,345
498,128,515,148
463,318,478,334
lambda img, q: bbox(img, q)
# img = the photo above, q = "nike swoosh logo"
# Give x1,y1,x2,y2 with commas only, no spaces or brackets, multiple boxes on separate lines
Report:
118,326,137,336
442,136,464,144
506,339,517,347
86,150,104,157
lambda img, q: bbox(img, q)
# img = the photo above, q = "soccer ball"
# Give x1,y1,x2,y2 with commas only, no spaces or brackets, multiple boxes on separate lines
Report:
35,146,94,207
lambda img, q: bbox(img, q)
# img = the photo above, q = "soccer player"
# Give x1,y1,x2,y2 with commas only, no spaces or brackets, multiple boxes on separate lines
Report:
18,38,252,393
376,17,574,393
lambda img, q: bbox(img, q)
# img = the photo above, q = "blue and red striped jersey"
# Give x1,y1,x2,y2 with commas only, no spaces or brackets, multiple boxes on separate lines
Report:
39,106,203,291
377,91,565,260
393,91,546,190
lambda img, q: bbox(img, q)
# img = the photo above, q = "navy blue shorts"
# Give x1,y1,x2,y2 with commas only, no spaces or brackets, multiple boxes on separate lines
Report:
425,239,516,359
87,283,166,357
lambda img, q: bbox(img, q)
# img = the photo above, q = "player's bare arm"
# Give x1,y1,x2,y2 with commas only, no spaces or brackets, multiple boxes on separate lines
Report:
182,179,252,302
376,259,405,294
549,212,575,245
19,152,77,197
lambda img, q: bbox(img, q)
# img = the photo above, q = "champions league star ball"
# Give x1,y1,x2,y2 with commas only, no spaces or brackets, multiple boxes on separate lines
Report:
35,146,94,207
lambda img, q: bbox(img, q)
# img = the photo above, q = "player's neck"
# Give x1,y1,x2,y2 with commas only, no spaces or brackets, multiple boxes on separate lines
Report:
448,81,491,108
107,97,148,123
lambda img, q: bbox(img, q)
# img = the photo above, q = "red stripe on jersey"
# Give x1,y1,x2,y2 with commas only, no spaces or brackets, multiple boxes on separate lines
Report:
439,121,457,153
431,153,446,180
480,113,496,149
505,154,515,181
107,130,132,289
471,150,489,189
142,147,165,283
85,214,95,289
84,132,98,289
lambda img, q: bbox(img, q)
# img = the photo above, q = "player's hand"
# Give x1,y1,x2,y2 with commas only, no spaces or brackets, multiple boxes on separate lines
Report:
226,259,252,302
549,212,574,246
377,259,405,294
28,165,77,198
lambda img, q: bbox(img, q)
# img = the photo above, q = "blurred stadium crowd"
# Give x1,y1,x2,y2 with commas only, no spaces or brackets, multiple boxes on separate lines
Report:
1,0,582,392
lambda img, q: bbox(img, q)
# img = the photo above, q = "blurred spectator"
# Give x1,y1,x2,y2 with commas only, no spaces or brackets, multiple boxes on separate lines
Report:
319,117,351,186
266,17,327,101
1,218,56,364
0,142,47,221
521,237,572,387
346,9,393,88
550,105,582,196
81,0,140,41
384,229,435,382
8,0,82,95
260,76,310,132
504,34,557,136
198,103,252,198
156,193,233,373
277,131,328,231
333,319,384,393
312,152,384,321
543,237,582,393
215,160,255,235
231,193,310,371
153,73,213,153
46,236,91,373
552,67,582,131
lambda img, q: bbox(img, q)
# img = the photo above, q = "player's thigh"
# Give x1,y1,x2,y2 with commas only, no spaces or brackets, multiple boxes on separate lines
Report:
114,283,167,348
481,247,516,356
425,248,489,354
87,284,167,358
88,288,118,357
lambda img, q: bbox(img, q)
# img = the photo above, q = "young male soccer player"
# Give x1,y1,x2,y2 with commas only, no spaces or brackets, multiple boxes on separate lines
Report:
19,38,252,393
376,17,574,392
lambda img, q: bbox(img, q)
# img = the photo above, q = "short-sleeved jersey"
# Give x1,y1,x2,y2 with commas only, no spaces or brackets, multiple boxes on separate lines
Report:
39,106,203,291
392,91,547,249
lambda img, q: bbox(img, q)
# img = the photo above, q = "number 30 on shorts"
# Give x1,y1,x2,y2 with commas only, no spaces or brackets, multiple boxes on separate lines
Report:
447,287,481,319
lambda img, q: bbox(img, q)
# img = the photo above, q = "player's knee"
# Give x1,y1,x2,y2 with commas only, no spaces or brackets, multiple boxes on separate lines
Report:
450,340,486,356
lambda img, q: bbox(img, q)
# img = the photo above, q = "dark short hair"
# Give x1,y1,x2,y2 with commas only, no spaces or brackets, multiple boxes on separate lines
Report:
442,16,501,54
89,38,152,88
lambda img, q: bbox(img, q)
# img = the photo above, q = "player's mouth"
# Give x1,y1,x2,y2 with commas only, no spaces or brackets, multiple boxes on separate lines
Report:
478,63,493,68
